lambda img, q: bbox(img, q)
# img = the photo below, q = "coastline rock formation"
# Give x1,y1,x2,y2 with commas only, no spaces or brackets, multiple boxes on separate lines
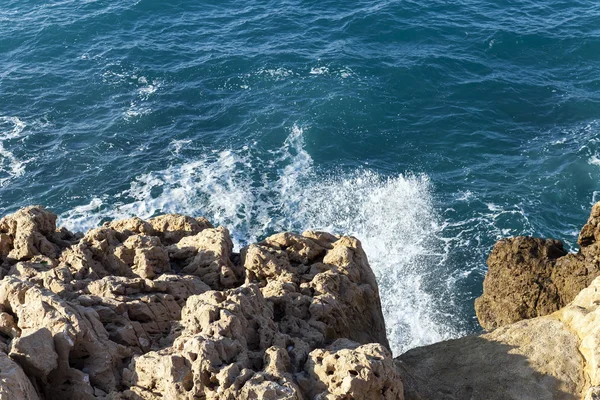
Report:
396,202,600,400
6,201,600,400
0,206,402,399
475,204,600,330
397,280,599,399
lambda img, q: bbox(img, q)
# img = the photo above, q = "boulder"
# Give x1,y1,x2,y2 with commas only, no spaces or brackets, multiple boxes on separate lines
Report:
398,273,600,400
9,328,58,377
0,206,78,265
474,236,566,330
300,339,403,399
172,227,243,289
148,214,213,245
245,234,389,349
124,282,401,400
122,230,393,399
476,200,600,331
0,276,130,398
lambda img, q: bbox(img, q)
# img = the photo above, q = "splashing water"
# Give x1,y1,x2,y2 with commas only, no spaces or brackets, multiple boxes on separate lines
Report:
60,125,462,355
0,116,27,187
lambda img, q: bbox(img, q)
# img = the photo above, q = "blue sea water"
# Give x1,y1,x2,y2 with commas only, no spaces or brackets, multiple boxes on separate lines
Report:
2,0,600,355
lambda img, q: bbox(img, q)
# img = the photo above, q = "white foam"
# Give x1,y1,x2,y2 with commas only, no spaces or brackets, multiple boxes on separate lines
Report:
125,79,160,120
309,66,329,75
100,66,160,119
0,116,28,186
284,171,459,353
257,67,295,80
235,65,356,88
339,68,354,79
455,190,473,202
137,80,159,100
169,139,192,155
589,155,600,166
60,125,462,355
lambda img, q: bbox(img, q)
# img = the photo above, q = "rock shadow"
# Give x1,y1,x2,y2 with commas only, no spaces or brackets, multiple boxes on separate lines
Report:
396,335,580,400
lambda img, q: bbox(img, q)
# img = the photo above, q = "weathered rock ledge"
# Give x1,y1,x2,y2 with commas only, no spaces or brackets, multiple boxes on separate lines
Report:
0,206,401,399
3,202,600,400
397,202,600,400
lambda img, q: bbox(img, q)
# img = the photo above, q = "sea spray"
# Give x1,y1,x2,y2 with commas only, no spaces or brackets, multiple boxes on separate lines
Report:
60,125,462,354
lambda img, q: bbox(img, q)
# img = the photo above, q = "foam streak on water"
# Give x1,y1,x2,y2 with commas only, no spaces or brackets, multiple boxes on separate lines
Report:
60,125,460,355
0,116,27,187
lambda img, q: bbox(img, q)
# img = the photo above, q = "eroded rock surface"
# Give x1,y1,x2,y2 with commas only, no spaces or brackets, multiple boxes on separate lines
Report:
300,339,403,400
0,207,399,399
0,351,39,400
395,201,600,400
398,274,600,400
0,206,79,265
475,203,600,330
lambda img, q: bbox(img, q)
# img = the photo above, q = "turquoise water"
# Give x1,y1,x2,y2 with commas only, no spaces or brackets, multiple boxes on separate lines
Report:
2,0,600,355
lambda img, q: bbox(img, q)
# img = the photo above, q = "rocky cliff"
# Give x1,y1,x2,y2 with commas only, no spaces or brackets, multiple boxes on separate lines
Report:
397,203,600,400
3,203,600,400
0,206,402,399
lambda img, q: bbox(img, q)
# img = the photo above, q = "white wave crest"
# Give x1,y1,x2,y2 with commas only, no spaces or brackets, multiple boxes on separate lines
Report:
0,116,28,186
60,125,461,354
589,155,600,166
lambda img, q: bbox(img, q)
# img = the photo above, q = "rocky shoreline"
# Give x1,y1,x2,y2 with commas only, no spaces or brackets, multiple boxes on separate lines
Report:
0,205,599,399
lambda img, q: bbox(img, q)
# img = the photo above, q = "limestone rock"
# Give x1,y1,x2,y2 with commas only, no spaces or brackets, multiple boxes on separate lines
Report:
261,232,326,264
107,217,155,237
244,234,389,349
556,276,600,389
475,202,600,330
0,206,78,265
173,227,242,289
9,328,58,376
399,274,600,400
0,311,19,338
585,387,600,400
0,276,130,398
59,226,167,281
83,275,192,351
123,230,392,399
474,237,566,330
394,201,600,400
123,284,300,399
121,235,170,279
243,244,296,284
398,316,585,400
301,230,339,249
578,202,600,249
313,236,388,347
148,214,213,245
153,273,211,303
301,339,403,400
0,207,393,399
124,281,399,400
0,352,39,400
551,253,600,306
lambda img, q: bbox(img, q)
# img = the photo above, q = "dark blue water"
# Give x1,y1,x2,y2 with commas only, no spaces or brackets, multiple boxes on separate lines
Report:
2,0,600,354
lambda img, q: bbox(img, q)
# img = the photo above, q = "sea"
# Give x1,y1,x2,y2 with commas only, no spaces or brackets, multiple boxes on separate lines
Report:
1,0,600,356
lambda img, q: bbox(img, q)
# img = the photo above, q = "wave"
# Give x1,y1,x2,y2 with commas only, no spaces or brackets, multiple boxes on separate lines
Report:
0,116,28,187
60,125,462,355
